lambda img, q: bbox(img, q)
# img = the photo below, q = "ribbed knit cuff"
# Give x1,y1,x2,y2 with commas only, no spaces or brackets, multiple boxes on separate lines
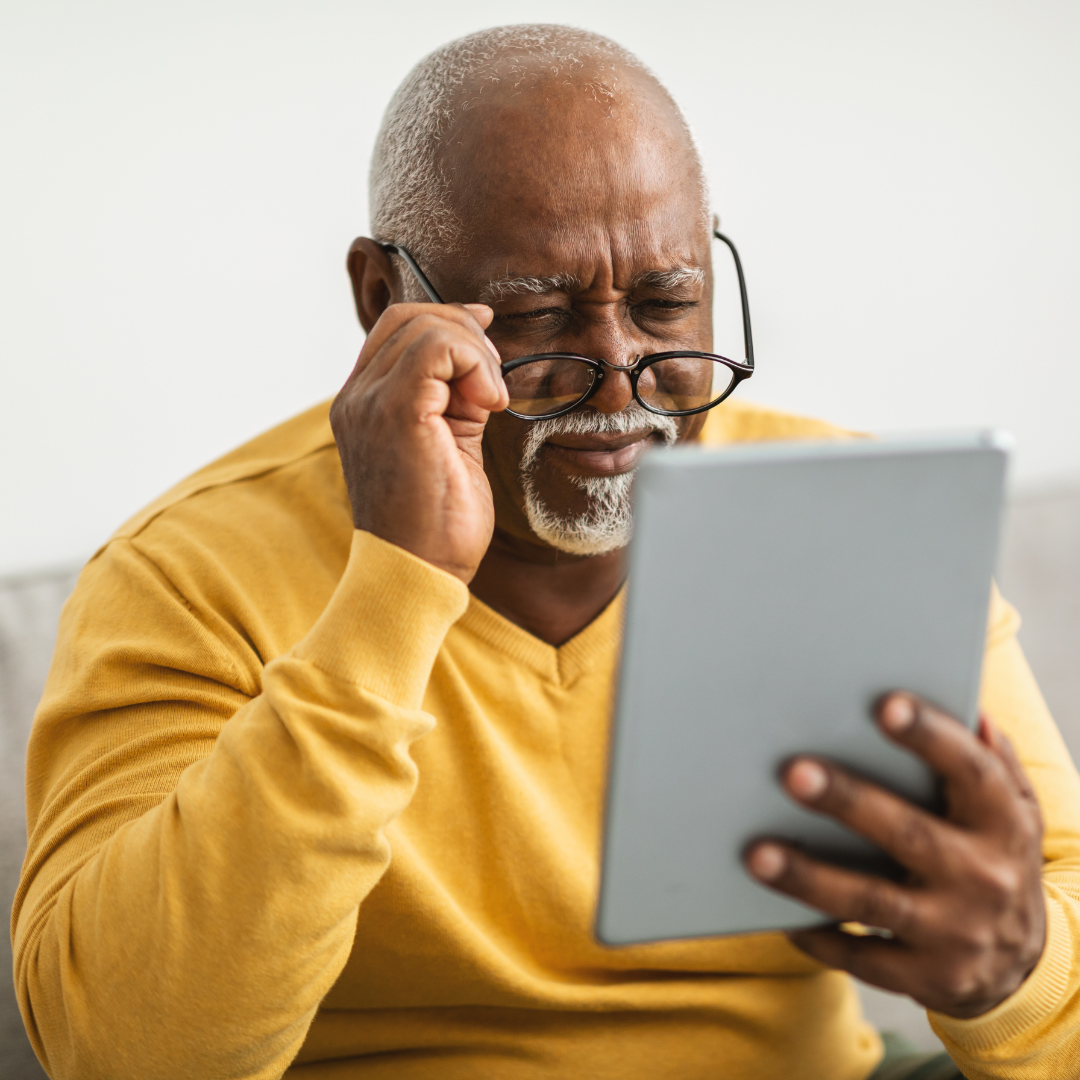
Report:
930,891,1072,1053
293,530,470,708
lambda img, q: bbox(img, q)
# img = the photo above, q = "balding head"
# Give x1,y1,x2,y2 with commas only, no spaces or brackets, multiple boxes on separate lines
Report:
369,24,709,281
353,26,719,560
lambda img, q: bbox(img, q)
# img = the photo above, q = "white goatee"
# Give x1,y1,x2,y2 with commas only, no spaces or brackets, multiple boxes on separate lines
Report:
519,403,678,555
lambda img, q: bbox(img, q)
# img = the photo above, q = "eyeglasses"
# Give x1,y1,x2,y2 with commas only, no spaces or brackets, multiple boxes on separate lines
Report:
380,228,754,421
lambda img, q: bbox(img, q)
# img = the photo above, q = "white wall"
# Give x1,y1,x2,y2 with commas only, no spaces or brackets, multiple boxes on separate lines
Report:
1,1,1078,576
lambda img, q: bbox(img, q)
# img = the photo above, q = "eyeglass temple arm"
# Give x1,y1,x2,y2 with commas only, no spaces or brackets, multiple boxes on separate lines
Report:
713,228,754,370
379,242,446,304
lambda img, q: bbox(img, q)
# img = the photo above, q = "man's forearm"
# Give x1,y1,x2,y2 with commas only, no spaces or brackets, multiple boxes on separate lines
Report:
14,531,468,1080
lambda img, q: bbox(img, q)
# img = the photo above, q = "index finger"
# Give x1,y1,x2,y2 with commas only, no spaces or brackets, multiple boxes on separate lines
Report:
877,693,1022,831
352,302,506,409
362,302,497,372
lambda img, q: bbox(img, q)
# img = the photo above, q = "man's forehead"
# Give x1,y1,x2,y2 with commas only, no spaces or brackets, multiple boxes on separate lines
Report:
428,61,708,296
442,65,699,211
446,96,691,202
449,136,704,283
454,211,707,295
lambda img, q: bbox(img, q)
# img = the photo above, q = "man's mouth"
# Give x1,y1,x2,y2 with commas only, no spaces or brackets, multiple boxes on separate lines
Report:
543,428,662,476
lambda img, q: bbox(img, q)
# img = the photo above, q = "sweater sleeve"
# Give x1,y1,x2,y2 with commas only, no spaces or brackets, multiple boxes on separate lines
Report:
929,590,1080,1079
12,529,469,1080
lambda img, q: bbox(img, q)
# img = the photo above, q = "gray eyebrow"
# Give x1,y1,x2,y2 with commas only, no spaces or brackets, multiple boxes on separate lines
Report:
630,266,706,291
478,265,705,304
479,273,581,304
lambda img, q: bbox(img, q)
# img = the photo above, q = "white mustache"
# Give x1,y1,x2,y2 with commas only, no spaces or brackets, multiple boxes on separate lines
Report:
519,402,679,476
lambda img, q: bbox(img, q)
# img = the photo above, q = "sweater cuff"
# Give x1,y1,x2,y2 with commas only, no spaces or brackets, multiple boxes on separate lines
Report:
293,530,470,708
930,889,1073,1053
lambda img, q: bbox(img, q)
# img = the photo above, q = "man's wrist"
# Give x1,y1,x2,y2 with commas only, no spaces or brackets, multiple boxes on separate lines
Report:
930,890,1067,1054
293,529,470,707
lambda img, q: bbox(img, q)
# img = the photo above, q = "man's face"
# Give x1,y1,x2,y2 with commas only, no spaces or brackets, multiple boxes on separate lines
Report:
415,71,713,555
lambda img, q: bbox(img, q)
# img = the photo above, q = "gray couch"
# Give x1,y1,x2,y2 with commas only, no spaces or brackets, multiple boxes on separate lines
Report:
3,484,1078,1076
2,568,79,1079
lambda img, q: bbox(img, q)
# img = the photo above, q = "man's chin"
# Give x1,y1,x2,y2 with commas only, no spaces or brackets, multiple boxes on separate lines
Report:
521,470,635,557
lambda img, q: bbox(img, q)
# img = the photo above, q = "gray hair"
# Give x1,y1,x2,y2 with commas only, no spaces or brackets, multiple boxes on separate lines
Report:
369,24,709,295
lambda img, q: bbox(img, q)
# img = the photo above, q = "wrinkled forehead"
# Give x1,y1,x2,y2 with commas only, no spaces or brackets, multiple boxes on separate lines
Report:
439,68,706,279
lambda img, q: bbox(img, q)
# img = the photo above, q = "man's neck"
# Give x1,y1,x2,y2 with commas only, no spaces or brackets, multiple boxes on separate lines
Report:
468,529,626,647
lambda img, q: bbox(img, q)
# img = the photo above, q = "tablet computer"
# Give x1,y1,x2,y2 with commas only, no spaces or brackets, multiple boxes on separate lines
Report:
596,431,1010,944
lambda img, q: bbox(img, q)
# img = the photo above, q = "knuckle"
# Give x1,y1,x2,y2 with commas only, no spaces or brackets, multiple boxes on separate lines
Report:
374,305,419,336
958,749,997,790
938,964,991,1004
985,858,1021,895
853,879,914,934
892,812,938,863
1019,805,1044,843
956,919,998,954
972,860,1022,910
418,319,482,353
330,390,362,428
410,312,452,335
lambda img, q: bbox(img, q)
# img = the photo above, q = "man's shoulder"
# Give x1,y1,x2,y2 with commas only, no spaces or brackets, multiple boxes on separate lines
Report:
72,399,347,665
699,399,860,446
105,399,340,551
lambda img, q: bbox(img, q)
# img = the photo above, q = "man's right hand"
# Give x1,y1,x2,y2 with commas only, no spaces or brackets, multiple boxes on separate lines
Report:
330,302,507,584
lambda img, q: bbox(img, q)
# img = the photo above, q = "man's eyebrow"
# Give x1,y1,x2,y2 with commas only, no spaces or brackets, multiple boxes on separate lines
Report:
479,265,704,304
630,266,706,291
479,273,581,304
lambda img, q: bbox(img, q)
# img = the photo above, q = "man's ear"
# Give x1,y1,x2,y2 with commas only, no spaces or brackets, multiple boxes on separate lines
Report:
346,238,400,332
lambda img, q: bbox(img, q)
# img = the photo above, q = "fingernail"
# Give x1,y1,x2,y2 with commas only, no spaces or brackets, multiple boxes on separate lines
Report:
484,336,501,362
881,695,916,734
787,760,828,800
748,844,787,882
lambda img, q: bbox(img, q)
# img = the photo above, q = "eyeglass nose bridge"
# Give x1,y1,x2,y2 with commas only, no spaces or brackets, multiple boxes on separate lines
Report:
597,354,643,373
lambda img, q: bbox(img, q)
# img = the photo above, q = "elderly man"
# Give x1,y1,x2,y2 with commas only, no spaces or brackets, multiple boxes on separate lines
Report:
14,24,1080,1080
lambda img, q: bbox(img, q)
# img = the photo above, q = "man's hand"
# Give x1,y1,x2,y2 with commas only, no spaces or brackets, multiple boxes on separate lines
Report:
745,694,1046,1019
330,302,508,583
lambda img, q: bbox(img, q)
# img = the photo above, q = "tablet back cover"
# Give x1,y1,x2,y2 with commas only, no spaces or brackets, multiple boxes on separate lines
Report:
596,433,1009,944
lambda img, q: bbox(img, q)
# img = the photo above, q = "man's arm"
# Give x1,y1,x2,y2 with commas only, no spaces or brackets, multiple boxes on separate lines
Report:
13,300,506,1079
746,592,1080,1079
13,529,468,1079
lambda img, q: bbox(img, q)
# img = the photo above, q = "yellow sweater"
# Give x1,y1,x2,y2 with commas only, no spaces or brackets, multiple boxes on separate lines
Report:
13,400,1080,1080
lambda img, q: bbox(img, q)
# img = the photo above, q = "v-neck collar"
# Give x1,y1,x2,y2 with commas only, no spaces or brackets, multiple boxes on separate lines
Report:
456,586,626,688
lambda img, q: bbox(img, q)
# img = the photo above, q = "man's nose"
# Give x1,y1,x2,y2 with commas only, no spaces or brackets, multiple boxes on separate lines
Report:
589,363,636,414
570,320,641,414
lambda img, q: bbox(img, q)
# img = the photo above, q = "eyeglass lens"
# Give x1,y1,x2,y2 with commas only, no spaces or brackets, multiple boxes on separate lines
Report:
503,355,737,417
504,357,598,417
642,356,736,414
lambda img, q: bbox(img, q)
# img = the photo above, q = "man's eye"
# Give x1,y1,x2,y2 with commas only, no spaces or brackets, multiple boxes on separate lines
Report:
493,307,571,329
634,300,698,318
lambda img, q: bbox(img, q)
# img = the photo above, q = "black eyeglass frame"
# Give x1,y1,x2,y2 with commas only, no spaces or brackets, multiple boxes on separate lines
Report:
380,227,754,421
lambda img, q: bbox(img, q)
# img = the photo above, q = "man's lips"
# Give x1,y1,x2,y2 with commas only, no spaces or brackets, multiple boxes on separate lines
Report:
542,428,662,475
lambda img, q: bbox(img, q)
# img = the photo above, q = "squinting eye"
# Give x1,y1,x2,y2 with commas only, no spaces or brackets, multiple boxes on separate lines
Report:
497,307,570,323
636,300,698,315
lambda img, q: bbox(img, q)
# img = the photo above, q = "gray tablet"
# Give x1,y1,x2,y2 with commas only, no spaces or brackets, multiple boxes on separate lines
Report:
596,431,1010,944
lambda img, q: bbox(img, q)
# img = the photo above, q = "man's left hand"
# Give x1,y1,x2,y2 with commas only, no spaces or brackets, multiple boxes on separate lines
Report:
745,693,1046,1019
